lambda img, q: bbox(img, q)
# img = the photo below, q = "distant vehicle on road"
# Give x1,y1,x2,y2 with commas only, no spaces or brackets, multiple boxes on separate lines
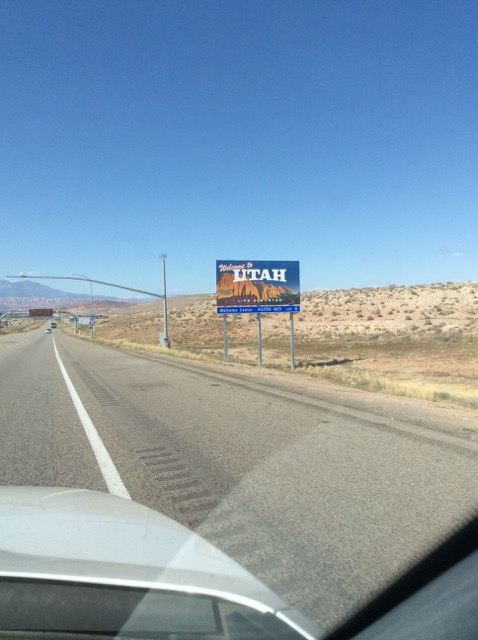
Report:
45,328,52,333
50,322,57,328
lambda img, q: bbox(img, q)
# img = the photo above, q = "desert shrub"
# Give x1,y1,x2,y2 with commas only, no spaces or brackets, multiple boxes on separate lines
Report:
433,391,451,401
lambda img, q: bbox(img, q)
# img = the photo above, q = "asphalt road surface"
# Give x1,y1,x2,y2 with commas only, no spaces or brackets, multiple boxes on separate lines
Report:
1,325,477,630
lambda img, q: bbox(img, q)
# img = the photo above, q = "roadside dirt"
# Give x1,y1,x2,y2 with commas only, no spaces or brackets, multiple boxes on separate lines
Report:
107,343,478,441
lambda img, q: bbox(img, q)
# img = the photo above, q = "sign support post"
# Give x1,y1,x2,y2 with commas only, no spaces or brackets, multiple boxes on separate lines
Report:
223,315,228,362
290,312,295,370
257,313,262,367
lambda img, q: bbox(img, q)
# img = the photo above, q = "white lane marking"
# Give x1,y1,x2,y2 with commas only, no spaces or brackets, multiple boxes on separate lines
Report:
52,337,131,499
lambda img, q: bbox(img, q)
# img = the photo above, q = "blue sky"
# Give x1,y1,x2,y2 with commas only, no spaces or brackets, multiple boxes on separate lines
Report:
1,0,477,296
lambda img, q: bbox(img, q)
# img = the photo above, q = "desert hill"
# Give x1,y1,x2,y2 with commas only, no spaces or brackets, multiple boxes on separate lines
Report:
71,281,478,409
97,281,478,345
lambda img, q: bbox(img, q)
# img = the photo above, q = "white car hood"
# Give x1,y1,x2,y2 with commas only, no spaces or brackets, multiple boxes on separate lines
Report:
0,486,320,639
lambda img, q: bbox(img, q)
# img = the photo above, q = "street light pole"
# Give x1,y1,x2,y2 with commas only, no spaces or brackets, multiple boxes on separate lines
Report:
72,273,94,337
160,254,169,347
0,311,13,331
7,273,168,338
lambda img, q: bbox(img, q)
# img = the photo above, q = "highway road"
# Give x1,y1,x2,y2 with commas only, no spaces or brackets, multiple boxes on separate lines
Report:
1,325,477,630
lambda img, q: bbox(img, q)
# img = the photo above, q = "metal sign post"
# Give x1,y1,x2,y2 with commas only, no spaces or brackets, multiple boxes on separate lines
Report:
290,312,295,370
257,314,262,367
223,315,228,362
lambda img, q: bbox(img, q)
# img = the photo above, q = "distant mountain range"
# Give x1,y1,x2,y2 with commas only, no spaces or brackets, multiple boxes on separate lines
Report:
0,279,142,310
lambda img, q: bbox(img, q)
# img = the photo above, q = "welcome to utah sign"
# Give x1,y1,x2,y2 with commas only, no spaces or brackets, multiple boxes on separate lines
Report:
216,260,300,314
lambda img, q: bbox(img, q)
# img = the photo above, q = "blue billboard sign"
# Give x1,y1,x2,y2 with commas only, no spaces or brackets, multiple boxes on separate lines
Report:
216,260,300,314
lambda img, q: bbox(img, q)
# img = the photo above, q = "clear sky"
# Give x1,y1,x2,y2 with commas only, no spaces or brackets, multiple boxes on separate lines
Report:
1,0,477,296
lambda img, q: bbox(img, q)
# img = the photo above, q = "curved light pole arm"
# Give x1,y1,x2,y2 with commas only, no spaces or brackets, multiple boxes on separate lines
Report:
6,275,165,299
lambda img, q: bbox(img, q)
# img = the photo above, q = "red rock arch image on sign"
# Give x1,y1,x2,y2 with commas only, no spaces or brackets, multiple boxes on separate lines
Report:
216,261,300,314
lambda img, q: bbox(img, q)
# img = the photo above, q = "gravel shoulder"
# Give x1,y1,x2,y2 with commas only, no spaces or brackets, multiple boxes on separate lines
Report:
111,345,478,442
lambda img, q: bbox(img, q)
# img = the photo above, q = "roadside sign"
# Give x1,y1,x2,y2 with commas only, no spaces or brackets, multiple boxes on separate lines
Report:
216,260,300,314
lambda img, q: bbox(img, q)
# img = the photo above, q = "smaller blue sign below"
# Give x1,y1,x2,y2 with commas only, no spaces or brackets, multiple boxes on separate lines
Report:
217,305,300,314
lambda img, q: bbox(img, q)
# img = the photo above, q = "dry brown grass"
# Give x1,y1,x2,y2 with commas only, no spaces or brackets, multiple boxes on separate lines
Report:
69,282,478,409
0,319,42,334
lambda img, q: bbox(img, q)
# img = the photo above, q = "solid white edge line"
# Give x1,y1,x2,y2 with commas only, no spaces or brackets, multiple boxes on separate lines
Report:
52,336,131,500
